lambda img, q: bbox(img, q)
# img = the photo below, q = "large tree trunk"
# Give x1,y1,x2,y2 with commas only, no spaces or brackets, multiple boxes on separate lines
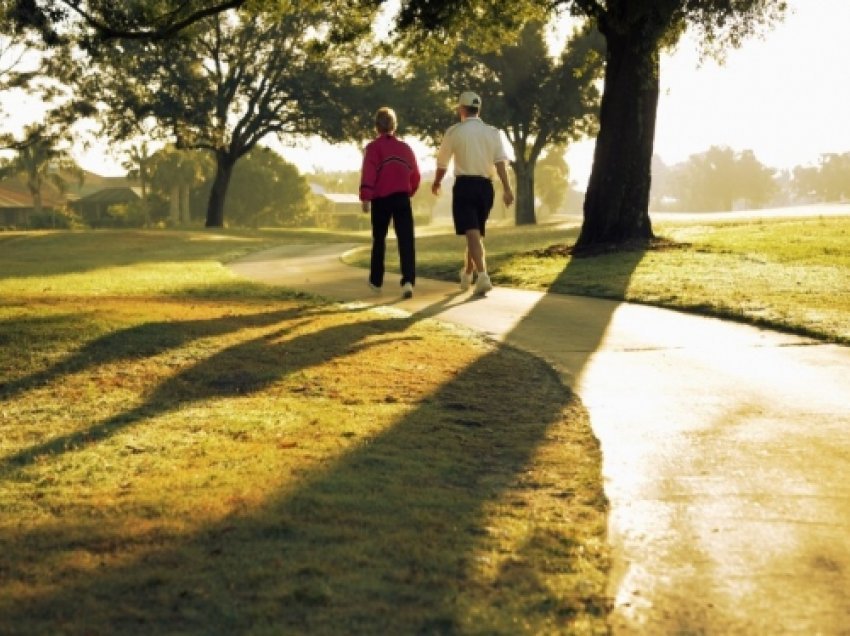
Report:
513,158,537,226
206,151,235,228
577,25,660,250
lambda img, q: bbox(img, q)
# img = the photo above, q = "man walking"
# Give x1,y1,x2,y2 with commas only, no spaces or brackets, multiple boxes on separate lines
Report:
360,106,421,299
431,91,514,295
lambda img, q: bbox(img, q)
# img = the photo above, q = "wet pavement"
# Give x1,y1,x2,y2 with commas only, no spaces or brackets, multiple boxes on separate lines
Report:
230,243,850,634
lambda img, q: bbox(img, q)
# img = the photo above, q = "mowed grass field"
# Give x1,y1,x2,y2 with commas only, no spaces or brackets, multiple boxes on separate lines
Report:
0,230,609,635
4,214,845,634
347,214,850,344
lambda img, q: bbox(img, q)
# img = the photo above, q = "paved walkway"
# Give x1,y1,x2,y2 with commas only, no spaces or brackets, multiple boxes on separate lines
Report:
230,244,850,634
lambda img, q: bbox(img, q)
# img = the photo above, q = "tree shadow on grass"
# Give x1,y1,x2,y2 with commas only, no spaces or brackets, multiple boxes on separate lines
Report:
0,304,602,633
0,306,307,403
0,238,648,633
0,304,415,473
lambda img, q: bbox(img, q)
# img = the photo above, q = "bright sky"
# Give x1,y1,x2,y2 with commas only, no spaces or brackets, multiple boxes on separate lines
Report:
656,0,850,172
2,0,848,190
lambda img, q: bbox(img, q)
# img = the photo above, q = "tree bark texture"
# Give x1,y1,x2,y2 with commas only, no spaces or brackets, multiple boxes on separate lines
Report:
577,27,660,249
513,159,537,226
206,152,235,228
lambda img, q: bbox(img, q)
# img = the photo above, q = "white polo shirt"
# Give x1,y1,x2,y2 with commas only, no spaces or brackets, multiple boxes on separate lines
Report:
436,117,510,178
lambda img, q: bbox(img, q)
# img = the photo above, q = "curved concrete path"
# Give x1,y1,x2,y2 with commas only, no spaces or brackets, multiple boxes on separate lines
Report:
230,244,850,634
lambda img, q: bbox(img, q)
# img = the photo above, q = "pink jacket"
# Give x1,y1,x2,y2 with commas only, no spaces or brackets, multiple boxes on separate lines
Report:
359,134,420,202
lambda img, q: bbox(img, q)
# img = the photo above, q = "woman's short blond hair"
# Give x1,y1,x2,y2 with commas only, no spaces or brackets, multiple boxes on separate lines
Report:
374,107,397,134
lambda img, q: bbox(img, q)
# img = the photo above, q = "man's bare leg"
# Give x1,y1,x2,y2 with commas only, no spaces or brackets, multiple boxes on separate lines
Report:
465,229,486,274
463,247,475,276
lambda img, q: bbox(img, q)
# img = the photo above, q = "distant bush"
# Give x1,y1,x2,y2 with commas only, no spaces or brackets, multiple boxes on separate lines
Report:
87,203,148,228
29,208,84,230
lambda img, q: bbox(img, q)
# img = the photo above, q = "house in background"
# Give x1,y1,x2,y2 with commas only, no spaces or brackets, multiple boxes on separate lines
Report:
0,171,138,229
0,187,34,227
0,179,64,228
70,186,142,225
309,183,367,230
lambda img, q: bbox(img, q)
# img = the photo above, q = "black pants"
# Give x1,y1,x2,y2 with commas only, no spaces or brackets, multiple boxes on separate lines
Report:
369,192,416,288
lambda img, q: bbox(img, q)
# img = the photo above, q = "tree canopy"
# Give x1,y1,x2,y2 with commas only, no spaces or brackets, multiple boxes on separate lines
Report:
398,0,787,249
64,2,379,227
7,0,790,236
364,14,602,226
7,0,245,45
467,21,602,225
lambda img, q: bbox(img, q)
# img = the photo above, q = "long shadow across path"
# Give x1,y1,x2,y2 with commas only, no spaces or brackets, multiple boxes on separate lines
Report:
231,242,850,634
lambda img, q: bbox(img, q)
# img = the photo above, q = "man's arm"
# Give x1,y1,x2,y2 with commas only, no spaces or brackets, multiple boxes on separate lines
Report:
431,167,447,196
432,128,453,195
495,161,514,206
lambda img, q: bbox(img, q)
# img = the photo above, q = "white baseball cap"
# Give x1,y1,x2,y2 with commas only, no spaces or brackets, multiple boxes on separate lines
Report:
457,91,482,108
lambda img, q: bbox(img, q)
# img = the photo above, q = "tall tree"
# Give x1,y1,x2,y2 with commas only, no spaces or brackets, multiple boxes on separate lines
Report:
120,140,155,224
121,142,152,200
217,146,311,228
383,19,602,226
477,22,602,225
149,146,212,224
397,0,787,249
71,3,377,227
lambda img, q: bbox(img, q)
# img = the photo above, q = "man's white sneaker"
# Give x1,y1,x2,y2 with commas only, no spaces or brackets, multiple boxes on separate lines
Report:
368,282,381,294
459,268,473,291
401,282,414,299
473,272,493,296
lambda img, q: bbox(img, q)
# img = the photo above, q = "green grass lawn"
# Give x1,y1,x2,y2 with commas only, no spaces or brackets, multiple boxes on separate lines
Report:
0,230,608,635
346,215,850,344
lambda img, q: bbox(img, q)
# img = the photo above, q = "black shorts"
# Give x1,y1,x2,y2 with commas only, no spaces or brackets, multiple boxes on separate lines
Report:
452,176,495,236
